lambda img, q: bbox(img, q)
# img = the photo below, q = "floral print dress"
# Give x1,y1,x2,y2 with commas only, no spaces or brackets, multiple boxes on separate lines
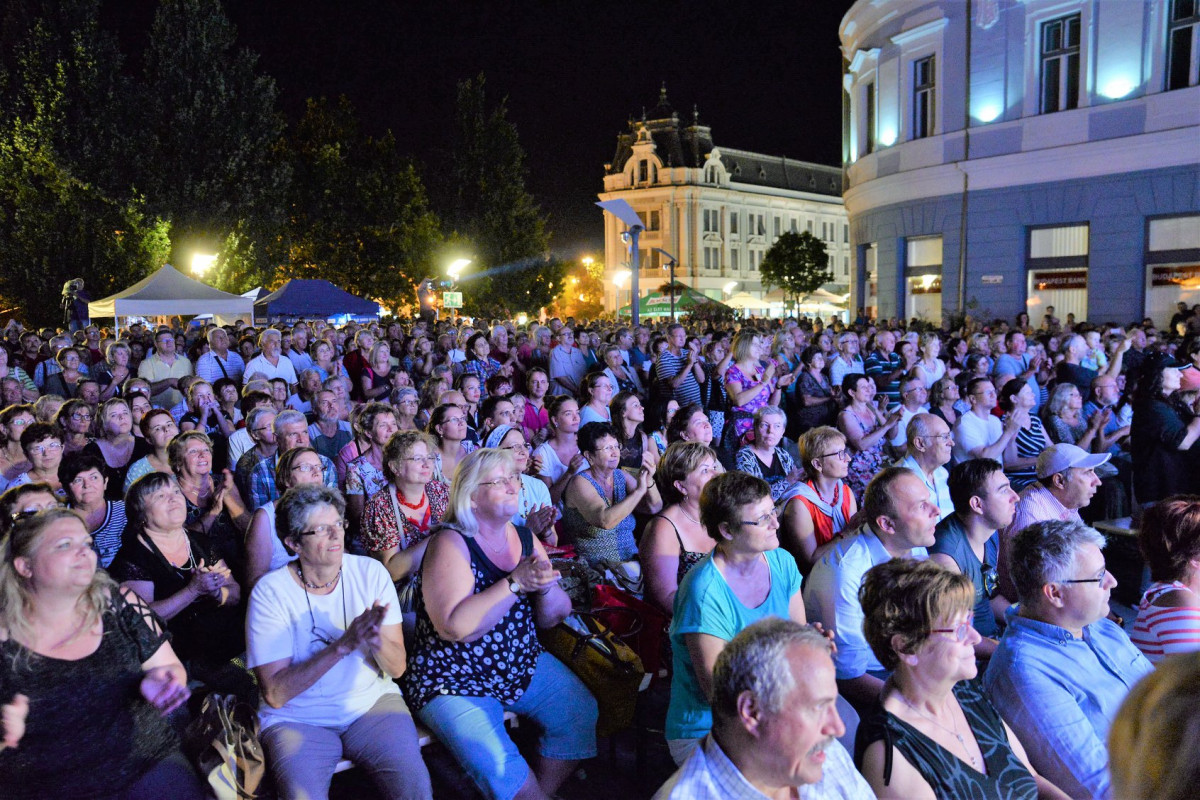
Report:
845,408,885,502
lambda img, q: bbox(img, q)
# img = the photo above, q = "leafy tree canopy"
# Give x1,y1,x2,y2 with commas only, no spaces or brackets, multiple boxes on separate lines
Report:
760,230,832,307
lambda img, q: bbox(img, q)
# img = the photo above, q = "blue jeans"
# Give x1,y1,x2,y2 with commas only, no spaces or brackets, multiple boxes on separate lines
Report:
418,651,598,800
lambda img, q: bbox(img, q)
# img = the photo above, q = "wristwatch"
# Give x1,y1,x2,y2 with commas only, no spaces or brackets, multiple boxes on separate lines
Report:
506,574,525,595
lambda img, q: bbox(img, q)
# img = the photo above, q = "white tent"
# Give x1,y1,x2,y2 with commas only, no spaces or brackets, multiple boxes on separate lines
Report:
89,264,254,324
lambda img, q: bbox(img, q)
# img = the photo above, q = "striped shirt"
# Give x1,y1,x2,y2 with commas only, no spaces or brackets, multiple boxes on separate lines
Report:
1130,581,1200,663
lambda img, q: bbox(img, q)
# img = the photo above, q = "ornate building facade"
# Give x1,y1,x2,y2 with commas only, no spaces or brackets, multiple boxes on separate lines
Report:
841,0,1200,327
598,88,849,316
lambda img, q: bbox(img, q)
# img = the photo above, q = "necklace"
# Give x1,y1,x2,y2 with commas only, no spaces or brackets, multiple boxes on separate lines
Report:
678,505,701,526
895,690,980,769
296,563,342,591
396,487,427,510
478,528,509,555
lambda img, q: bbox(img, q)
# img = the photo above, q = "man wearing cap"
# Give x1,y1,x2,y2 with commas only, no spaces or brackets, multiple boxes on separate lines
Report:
996,443,1107,601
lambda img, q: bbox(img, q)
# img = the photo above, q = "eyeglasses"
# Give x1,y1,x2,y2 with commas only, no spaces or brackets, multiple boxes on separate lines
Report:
10,503,63,521
299,519,346,539
70,412,93,421
480,474,521,489
291,463,323,475
1061,567,1109,585
29,442,63,455
592,444,621,454
9,418,32,427
501,442,532,452
740,508,779,528
818,448,850,461
923,432,955,443
930,621,974,642
184,448,211,458
442,416,467,425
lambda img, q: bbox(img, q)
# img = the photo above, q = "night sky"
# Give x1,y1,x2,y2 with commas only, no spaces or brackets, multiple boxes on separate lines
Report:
105,0,856,257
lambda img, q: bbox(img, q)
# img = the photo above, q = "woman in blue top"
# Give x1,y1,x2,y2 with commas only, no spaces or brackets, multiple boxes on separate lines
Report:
664,470,809,765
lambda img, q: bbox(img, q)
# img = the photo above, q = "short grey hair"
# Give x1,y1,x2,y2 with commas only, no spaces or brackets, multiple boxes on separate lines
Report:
245,406,276,439
906,412,939,445
258,328,282,347
752,405,786,426
276,484,346,553
712,618,832,720
1008,519,1106,605
273,409,307,434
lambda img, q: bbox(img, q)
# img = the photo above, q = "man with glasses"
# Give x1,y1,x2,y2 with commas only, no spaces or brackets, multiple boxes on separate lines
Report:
929,458,1019,661
803,466,940,713
985,519,1152,800
247,410,338,509
952,377,1021,463
895,413,954,520
828,331,864,393
885,376,930,458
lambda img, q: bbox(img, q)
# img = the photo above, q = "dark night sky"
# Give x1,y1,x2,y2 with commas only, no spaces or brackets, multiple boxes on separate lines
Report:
105,0,855,257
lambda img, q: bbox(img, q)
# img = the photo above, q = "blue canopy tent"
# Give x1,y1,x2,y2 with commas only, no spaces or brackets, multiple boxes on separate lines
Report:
254,279,380,322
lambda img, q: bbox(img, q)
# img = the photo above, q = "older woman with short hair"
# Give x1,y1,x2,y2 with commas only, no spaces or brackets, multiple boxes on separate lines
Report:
562,421,661,569
247,485,433,800
54,398,93,454
358,431,450,612
427,402,477,485
59,450,127,568
857,559,1067,800
640,441,720,615
168,430,250,558
8,423,67,500
93,340,133,401
344,402,400,534
1131,496,1200,662
666,402,714,447
401,448,596,800
779,425,857,574
0,508,204,799
578,370,614,426
664,471,807,765
81,397,142,501
243,447,326,591
734,405,800,502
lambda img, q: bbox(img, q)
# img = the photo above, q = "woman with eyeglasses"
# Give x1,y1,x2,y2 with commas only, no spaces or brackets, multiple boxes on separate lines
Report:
640,442,720,615
664,471,808,765
857,558,1068,800
0,404,34,491
485,425,556,544
734,406,801,502
427,402,477,485
578,371,614,426
562,421,661,570
123,409,178,493
344,403,400,538
246,484,433,800
8,423,67,501
779,426,858,575
358,432,449,617
54,398,93,455
391,386,420,431
401,448,595,800
0,482,60,538
0,508,205,799
244,447,325,591
110,473,250,700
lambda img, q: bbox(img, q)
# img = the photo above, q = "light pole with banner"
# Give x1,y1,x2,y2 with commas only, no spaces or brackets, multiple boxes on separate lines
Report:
596,200,645,325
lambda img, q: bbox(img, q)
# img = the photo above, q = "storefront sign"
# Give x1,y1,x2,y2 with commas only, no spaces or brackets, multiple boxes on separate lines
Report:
982,274,1003,285
1150,264,1200,287
1031,270,1088,291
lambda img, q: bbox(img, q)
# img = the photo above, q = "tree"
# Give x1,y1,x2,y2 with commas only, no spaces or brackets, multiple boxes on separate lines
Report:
760,231,833,309
137,0,289,271
0,0,169,325
440,74,559,316
281,96,443,314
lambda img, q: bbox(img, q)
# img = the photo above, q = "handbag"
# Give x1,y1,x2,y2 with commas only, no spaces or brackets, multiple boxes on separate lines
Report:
591,584,669,684
539,611,646,737
183,692,266,800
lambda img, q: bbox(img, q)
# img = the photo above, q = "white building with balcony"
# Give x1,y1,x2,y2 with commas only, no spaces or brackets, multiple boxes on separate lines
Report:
598,88,850,316
841,0,1200,328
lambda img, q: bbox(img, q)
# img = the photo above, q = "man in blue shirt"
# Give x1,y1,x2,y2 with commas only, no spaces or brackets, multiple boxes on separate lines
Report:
803,466,940,713
863,330,903,405
929,458,1019,661
984,519,1153,800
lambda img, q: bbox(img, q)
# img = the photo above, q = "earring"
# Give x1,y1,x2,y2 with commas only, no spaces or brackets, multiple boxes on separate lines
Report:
904,654,919,666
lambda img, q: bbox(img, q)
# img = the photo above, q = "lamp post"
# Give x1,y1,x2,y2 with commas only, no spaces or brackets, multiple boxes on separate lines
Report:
652,247,679,321
613,268,632,317
596,200,645,325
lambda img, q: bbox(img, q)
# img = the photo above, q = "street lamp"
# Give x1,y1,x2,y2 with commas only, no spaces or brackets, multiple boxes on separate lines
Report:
596,200,645,325
191,253,217,276
447,258,471,280
723,281,739,297
613,269,632,318
652,247,679,321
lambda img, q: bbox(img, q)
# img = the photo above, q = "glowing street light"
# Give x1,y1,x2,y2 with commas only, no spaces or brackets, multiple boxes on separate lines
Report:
191,253,217,276
723,281,739,296
447,258,471,280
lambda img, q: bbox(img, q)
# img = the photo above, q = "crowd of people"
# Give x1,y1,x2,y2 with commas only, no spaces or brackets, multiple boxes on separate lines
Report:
0,307,1198,800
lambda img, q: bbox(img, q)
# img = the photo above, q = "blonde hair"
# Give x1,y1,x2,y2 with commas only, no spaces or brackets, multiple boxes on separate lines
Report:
1110,652,1200,800
860,559,975,672
441,448,514,537
798,426,846,479
0,508,116,648
730,331,760,363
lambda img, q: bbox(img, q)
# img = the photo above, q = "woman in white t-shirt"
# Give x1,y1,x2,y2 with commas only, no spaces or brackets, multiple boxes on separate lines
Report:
246,484,432,800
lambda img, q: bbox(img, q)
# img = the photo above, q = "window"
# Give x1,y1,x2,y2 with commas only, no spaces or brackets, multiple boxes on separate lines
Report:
649,210,660,231
844,224,849,244
730,214,739,235
1168,0,1200,90
1040,14,1081,113
913,55,936,138
703,246,721,270
790,218,798,234
865,82,877,154
703,209,718,233
638,160,649,182
731,249,740,270
807,220,814,234
774,217,781,237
